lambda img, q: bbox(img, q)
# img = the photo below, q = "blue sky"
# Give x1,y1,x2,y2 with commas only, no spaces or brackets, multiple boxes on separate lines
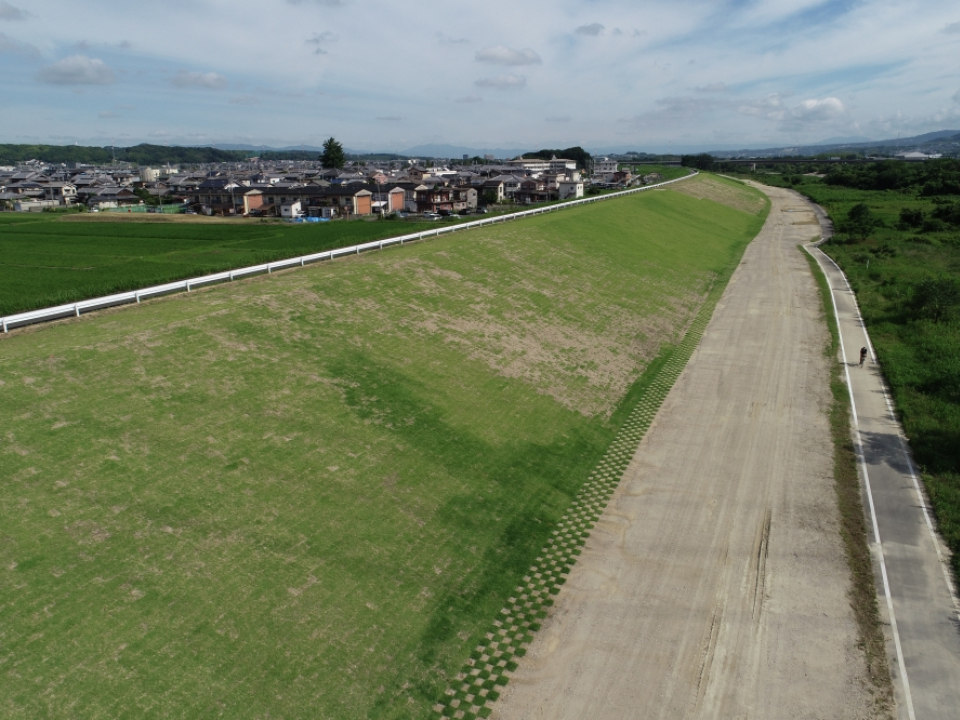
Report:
0,0,958,152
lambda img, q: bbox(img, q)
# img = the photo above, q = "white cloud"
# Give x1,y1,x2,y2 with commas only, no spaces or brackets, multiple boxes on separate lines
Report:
787,97,846,124
474,74,526,90
229,95,259,105
98,111,119,118
0,30,37,57
4,0,960,150
575,23,604,36
475,45,541,66
740,95,847,131
36,55,115,85
171,69,228,90
738,93,788,120
0,1,27,20
953,89,960,104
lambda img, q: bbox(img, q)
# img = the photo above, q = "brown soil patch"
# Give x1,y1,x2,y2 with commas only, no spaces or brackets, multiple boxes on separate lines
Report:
668,175,767,215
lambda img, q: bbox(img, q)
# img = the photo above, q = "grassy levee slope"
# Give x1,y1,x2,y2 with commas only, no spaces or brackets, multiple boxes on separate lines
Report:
0,213,453,317
0,176,767,719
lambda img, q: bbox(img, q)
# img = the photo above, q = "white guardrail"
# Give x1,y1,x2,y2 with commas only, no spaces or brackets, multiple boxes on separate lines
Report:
1,171,697,333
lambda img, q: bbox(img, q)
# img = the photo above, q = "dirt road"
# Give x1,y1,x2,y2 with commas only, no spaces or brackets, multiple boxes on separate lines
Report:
492,186,881,719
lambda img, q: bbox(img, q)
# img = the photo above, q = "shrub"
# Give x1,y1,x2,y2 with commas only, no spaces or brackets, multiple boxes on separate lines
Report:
932,201,960,227
842,203,882,240
922,218,948,233
897,207,924,230
912,276,960,323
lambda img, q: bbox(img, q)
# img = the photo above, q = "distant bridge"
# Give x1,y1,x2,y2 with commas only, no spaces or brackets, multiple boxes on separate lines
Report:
715,157,881,166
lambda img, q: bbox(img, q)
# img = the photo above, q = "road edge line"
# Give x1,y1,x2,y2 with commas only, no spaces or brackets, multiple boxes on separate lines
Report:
813,248,960,623
804,241,916,720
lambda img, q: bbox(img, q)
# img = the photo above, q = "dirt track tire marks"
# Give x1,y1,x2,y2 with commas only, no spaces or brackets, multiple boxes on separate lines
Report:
490,186,883,720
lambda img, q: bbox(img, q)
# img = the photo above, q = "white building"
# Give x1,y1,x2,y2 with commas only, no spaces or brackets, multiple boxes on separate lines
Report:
557,180,584,200
505,157,550,172
280,200,303,218
548,156,578,173
594,157,619,174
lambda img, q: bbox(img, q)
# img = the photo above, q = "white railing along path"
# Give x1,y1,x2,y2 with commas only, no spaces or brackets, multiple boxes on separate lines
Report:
1,172,697,333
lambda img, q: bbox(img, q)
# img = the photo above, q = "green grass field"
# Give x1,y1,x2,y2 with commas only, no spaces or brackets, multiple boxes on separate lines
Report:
0,214,454,317
0,176,768,719
747,172,960,581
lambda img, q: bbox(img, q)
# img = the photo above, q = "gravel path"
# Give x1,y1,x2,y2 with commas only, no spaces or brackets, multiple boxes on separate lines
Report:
491,185,881,719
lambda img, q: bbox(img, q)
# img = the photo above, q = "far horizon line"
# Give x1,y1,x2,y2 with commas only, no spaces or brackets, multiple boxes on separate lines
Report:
2,128,958,160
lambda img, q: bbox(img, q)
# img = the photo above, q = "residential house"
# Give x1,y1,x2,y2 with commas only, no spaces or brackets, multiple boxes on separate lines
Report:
515,178,554,204
258,186,373,216
594,157,619,174
414,185,477,214
43,182,77,204
481,179,505,203
280,200,303,219
489,174,523,198
557,179,584,200
87,188,139,210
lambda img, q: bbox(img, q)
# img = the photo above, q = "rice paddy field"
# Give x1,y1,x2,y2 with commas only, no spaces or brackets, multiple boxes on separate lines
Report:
0,175,768,719
0,214,452,317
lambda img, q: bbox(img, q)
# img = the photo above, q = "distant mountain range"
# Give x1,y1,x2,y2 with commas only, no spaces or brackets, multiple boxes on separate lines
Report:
399,144,530,159
397,131,960,159
188,143,326,153
706,130,960,158
5,129,958,167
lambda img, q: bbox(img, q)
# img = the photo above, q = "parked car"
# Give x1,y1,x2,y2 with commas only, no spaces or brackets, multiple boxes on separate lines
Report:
423,211,441,220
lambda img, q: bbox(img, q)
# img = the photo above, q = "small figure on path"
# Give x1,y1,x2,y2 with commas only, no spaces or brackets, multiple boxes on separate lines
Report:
859,347,868,367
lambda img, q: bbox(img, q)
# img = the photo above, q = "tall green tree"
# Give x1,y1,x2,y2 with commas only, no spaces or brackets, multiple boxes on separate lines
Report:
320,137,346,169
